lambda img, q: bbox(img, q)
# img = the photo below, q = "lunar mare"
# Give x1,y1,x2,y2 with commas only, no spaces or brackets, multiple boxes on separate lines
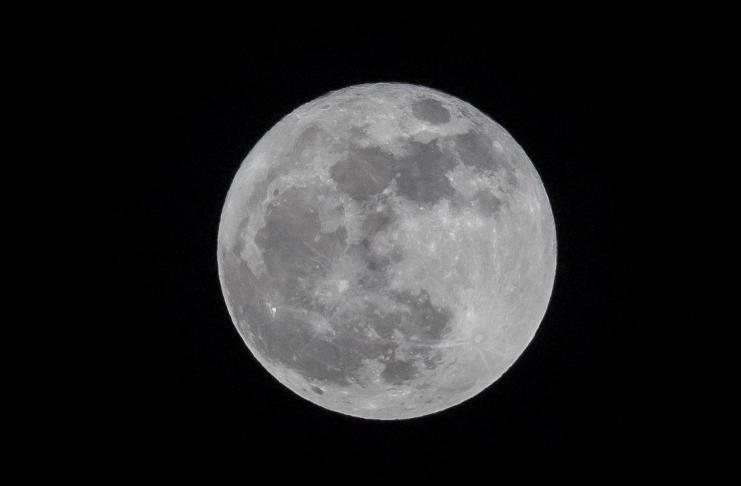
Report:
218,83,556,419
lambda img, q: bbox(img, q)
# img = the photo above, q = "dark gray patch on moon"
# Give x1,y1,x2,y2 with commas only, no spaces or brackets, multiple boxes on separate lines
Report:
453,130,520,190
411,98,451,125
257,309,356,386
355,203,399,274
331,139,458,207
330,146,395,201
362,203,395,235
291,124,325,158
454,130,504,173
381,359,417,385
371,290,453,385
392,289,452,342
473,189,502,216
255,279,454,389
289,334,352,385
394,141,457,205
255,186,347,304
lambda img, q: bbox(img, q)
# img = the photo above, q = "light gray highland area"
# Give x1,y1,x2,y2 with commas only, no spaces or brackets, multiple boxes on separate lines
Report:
217,83,556,419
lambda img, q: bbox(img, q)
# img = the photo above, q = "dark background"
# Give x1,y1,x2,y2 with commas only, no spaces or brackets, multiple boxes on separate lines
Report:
74,18,646,472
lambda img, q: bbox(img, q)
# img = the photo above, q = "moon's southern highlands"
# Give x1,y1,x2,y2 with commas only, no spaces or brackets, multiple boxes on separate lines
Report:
217,83,556,419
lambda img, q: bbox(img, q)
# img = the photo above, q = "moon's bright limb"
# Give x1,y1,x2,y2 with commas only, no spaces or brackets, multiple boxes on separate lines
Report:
218,83,556,419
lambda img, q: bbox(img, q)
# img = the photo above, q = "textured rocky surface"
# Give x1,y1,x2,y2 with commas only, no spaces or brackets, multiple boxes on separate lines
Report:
218,83,556,419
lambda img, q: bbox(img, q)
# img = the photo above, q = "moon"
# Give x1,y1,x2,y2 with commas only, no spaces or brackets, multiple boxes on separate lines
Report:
217,83,556,419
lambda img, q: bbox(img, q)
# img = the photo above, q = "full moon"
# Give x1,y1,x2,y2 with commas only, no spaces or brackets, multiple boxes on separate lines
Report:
217,83,556,419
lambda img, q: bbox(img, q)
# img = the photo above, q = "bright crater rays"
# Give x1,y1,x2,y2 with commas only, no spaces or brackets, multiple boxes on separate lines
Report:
218,83,556,419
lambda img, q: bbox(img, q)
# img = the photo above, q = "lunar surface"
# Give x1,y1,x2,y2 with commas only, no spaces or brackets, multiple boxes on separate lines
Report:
217,83,556,419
